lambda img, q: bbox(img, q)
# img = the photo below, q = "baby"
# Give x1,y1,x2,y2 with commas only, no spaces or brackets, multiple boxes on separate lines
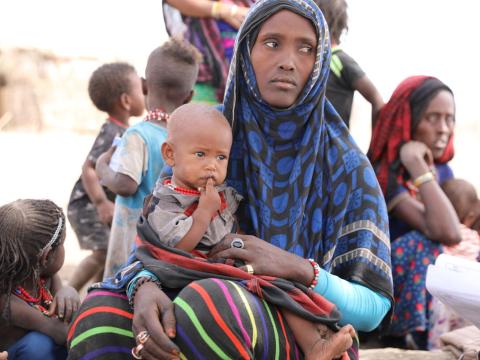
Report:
145,103,354,359
441,178,480,259
147,103,239,254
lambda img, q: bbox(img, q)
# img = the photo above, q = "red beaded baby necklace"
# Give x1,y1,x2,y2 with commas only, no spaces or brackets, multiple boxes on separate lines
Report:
13,278,53,316
164,179,200,196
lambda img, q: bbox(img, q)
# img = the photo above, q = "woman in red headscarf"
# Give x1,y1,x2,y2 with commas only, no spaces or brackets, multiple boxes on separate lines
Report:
368,76,461,349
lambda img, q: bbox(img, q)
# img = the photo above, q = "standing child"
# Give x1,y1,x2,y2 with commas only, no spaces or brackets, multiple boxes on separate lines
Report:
131,103,355,360
67,62,145,291
0,199,79,360
315,0,384,127
97,37,202,279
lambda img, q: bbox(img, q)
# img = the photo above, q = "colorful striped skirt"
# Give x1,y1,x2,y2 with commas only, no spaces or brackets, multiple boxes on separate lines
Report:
67,278,303,359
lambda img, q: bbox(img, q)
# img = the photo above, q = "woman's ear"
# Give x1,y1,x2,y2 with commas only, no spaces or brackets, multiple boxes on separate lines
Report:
162,142,175,167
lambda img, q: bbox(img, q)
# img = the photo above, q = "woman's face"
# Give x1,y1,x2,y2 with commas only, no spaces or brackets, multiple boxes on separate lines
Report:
412,90,455,160
250,10,317,108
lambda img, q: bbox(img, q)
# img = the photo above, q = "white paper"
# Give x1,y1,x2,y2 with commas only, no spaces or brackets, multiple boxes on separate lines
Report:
426,254,480,329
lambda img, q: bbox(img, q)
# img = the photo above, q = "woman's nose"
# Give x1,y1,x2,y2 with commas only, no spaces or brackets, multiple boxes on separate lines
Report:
438,116,452,134
279,54,295,71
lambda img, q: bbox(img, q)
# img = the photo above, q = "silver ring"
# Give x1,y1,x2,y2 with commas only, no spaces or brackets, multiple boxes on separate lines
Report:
230,238,244,249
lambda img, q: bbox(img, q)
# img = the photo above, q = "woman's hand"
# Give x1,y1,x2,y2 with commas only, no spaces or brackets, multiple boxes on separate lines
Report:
48,285,80,323
132,282,180,360
220,4,249,29
209,234,314,285
399,141,433,179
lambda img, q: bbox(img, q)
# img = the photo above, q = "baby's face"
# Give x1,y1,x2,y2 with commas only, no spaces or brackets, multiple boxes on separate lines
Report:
171,122,232,190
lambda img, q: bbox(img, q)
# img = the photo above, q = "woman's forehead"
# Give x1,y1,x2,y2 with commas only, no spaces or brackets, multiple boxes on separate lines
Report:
256,9,317,38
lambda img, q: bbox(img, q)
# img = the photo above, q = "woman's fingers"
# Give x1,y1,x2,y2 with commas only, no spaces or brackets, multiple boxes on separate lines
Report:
209,233,249,257
132,283,180,358
138,313,179,359
161,302,177,339
209,247,249,262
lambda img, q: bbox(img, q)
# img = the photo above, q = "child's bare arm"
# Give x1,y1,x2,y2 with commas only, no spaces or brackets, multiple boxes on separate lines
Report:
47,274,80,323
175,178,221,252
81,158,114,225
353,75,384,126
10,296,68,345
96,148,138,196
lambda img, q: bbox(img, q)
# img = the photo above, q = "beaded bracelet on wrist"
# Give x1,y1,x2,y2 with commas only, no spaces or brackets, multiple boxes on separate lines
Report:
128,276,162,308
307,258,321,290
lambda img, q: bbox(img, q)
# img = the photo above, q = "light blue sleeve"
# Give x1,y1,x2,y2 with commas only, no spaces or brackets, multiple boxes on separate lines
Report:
314,269,391,332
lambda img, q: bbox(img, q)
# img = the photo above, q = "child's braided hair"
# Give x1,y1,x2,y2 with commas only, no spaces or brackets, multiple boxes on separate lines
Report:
0,199,65,319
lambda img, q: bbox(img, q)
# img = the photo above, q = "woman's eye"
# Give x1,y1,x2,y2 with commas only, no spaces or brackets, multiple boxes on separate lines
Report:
299,46,313,53
445,115,455,127
265,41,278,48
195,152,205,157
425,113,440,124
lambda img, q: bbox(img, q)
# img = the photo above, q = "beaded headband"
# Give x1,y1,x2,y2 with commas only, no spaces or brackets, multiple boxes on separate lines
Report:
40,217,63,256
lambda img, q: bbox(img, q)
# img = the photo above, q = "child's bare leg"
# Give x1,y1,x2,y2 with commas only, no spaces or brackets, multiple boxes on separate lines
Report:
68,249,106,291
282,309,355,360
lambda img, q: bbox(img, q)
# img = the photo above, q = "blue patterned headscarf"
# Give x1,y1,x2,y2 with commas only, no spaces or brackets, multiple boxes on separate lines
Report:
224,0,393,300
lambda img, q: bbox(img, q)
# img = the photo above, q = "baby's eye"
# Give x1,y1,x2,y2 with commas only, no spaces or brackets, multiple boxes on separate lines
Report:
195,151,205,157
217,155,227,160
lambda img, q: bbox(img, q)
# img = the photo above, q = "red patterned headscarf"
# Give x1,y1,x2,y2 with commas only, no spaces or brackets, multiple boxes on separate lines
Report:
367,76,455,197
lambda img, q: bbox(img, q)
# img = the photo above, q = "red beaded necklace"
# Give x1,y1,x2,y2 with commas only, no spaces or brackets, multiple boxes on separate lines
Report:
13,278,53,316
164,179,200,196
145,108,169,122
108,116,128,129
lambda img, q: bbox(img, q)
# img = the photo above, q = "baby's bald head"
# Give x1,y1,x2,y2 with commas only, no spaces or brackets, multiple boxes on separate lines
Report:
167,103,232,146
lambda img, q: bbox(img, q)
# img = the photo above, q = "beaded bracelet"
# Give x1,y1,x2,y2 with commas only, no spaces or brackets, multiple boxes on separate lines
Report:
307,258,321,290
128,276,162,308
412,171,435,188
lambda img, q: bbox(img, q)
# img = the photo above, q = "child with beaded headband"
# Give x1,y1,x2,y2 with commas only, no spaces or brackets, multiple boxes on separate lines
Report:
96,36,203,279
0,199,79,359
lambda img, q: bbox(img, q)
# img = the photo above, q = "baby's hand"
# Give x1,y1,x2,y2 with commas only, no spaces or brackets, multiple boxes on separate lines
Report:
0,351,8,360
48,285,80,323
198,178,221,217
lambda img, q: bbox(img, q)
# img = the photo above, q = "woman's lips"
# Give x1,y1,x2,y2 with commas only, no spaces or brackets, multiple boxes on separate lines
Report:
271,77,297,90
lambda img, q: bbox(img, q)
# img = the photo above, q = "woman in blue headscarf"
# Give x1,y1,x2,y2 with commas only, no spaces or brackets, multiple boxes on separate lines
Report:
67,0,393,359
